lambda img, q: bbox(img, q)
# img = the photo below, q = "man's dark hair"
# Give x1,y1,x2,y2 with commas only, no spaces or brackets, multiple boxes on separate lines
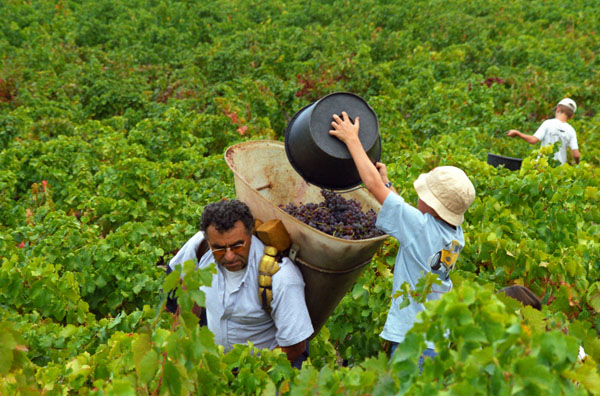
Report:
200,199,254,234
499,285,542,310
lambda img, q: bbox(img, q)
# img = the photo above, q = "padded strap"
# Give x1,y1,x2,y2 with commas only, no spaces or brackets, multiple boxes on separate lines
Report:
258,246,280,313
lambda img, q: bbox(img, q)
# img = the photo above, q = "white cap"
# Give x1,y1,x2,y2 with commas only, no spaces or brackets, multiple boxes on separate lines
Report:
558,98,577,113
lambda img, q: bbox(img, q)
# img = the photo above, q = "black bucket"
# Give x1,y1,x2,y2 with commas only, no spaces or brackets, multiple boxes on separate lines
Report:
284,92,381,190
487,153,522,171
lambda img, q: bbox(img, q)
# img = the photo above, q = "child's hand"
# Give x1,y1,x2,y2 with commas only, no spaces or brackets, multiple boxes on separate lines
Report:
329,111,360,144
375,162,390,183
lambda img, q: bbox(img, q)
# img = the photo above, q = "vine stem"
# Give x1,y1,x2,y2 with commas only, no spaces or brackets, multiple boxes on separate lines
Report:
151,351,168,396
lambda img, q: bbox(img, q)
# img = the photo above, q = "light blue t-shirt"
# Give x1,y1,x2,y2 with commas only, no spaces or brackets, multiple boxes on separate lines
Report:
376,193,465,347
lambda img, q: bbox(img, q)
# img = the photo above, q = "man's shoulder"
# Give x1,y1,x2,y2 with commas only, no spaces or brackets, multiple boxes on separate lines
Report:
169,231,205,271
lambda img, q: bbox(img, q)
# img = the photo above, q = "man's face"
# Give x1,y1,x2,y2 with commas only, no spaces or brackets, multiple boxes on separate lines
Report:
205,220,252,272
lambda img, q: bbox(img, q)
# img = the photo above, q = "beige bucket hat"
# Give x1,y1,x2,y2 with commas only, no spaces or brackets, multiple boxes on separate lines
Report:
413,166,475,226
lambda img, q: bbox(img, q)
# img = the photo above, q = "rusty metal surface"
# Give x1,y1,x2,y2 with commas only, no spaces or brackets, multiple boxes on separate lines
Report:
224,140,388,269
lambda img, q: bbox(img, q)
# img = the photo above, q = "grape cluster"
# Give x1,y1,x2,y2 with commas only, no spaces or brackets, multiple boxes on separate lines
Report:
280,189,385,240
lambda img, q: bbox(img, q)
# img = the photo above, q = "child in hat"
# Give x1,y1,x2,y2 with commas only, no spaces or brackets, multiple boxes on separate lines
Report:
330,112,476,368
506,98,580,165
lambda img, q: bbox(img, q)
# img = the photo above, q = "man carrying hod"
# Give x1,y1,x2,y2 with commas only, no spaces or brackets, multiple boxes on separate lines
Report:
167,199,313,368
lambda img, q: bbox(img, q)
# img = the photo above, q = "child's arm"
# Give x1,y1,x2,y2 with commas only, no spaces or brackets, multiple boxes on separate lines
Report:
506,129,540,144
329,112,391,204
375,162,397,193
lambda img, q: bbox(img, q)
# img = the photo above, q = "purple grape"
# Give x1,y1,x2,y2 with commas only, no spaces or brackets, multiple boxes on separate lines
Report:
279,190,385,240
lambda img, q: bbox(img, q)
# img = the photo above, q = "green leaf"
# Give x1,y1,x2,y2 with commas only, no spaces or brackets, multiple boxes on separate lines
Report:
0,345,14,376
59,324,79,338
237,367,260,394
443,303,473,326
133,333,151,368
111,379,137,396
138,349,159,384
586,282,600,313
570,184,584,197
520,306,547,333
163,360,181,396
163,270,180,294
0,327,16,375
563,358,600,394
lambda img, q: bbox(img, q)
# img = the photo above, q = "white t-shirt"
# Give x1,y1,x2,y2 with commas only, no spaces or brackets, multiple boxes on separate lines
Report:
533,118,578,164
223,266,247,296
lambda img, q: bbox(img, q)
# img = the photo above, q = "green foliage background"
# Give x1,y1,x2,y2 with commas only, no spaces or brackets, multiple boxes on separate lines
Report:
1,0,599,394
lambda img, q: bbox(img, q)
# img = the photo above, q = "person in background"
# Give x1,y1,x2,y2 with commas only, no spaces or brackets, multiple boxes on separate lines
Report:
498,284,586,361
329,112,476,370
499,284,542,310
506,98,580,165
167,199,313,368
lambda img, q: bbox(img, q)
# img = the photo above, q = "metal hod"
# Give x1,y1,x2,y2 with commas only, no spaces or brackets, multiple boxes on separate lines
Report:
224,140,388,337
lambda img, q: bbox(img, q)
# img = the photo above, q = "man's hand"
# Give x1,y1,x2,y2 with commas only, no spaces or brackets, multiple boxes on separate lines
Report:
329,111,360,144
192,302,203,319
278,340,307,363
506,129,520,137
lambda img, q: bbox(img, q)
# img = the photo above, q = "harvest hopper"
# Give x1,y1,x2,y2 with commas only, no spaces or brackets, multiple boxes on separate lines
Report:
224,140,388,337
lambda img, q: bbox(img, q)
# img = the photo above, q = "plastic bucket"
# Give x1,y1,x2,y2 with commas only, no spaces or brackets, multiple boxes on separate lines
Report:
284,92,381,190
224,140,388,337
487,153,522,171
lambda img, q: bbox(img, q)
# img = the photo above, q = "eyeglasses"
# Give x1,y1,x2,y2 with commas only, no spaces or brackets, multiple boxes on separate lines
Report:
209,240,247,257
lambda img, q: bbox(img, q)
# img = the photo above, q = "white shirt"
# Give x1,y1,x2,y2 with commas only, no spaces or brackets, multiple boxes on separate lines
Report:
169,232,314,351
533,118,578,164
223,266,247,296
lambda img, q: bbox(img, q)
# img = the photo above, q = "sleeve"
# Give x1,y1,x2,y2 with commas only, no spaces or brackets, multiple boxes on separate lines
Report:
270,259,314,347
569,130,579,150
375,192,428,247
533,120,548,140
165,264,179,314
168,231,205,278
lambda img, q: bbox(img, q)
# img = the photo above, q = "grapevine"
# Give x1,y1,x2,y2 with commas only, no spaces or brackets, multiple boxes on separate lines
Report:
0,0,599,394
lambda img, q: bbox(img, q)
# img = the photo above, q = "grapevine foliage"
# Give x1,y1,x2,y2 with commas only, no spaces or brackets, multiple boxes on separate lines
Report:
1,0,600,394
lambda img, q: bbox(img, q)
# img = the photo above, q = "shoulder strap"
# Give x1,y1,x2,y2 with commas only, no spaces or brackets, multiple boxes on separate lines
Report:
195,238,210,261
258,246,280,313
